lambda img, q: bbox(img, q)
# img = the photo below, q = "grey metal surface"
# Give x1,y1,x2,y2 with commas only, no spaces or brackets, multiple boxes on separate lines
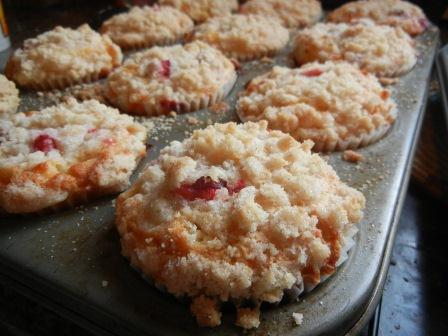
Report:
0,5,439,336
436,44,448,131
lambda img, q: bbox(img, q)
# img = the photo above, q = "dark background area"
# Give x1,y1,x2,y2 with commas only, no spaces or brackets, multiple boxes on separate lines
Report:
0,1,447,335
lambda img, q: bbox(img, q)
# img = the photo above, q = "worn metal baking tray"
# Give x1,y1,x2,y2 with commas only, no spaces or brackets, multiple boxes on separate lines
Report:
0,5,439,336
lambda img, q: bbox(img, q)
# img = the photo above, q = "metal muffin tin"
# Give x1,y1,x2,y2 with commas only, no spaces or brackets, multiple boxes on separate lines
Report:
0,5,439,335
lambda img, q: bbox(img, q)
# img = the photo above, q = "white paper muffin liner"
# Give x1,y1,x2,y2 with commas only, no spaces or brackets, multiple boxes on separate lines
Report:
106,73,237,116
18,71,105,91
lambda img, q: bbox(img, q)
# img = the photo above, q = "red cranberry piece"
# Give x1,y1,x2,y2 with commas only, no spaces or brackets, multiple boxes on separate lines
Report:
419,18,429,30
103,138,116,146
159,60,171,78
227,179,246,195
175,176,247,201
33,134,58,153
301,68,323,77
88,127,97,134
159,99,187,113
175,176,224,201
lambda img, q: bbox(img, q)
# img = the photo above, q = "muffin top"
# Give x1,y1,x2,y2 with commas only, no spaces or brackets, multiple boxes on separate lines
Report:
116,121,365,328
100,5,194,49
104,41,236,115
240,0,323,28
293,20,417,78
0,74,20,117
5,24,122,89
237,62,396,149
0,98,146,213
192,14,290,61
159,0,238,23
327,0,429,36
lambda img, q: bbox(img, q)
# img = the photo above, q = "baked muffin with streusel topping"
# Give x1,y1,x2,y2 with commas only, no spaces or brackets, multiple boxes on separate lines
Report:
293,19,417,78
0,98,146,214
104,40,236,116
0,74,19,117
240,0,323,29
159,0,238,23
100,5,194,50
327,0,429,36
5,24,122,90
116,121,365,329
237,62,397,152
191,14,290,61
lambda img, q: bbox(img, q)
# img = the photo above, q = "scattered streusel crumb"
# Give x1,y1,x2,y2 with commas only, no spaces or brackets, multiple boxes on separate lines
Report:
187,116,199,125
102,280,109,287
236,307,260,329
379,77,399,86
70,82,106,104
260,56,274,64
292,312,304,326
209,101,230,114
169,111,177,117
343,150,364,163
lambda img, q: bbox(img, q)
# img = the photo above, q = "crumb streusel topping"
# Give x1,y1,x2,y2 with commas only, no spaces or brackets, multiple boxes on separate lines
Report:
192,14,290,61
100,5,194,49
5,24,122,89
327,0,429,36
240,0,323,28
237,62,396,146
158,0,238,22
0,98,146,213
0,74,20,117
293,20,417,78
104,40,236,115
116,121,365,328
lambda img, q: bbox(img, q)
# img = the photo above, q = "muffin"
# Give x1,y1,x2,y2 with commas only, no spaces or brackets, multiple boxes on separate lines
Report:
5,24,122,90
0,74,20,117
0,98,147,214
327,0,429,36
104,41,237,116
100,5,194,50
293,20,417,78
237,62,397,152
116,121,365,329
158,0,238,23
191,14,290,61
240,0,323,29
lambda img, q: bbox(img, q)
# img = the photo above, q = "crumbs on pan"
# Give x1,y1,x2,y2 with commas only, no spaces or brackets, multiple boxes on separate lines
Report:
209,101,230,114
292,312,304,326
342,150,364,163
187,116,199,125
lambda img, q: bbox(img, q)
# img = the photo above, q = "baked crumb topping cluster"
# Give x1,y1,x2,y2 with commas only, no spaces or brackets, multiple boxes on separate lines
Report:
327,0,429,36
0,98,146,213
104,41,236,115
5,24,122,89
116,121,365,328
159,0,238,22
237,62,396,149
240,0,323,28
293,19,417,78
100,5,194,49
192,14,290,61
0,74,19,117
